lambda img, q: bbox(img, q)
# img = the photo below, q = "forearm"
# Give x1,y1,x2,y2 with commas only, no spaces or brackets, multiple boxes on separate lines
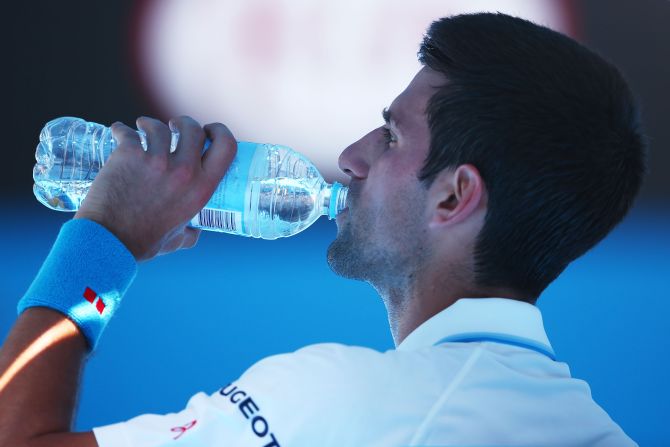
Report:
0,218,137,447
0,308,88,446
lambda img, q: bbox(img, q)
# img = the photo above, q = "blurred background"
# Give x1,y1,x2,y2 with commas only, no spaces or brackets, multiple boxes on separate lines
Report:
1,0,668,444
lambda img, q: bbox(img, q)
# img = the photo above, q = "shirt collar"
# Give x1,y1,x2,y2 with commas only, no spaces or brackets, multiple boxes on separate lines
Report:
396,298,555,359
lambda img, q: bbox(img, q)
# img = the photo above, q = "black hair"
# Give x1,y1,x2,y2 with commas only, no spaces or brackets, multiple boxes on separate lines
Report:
417,13,648,302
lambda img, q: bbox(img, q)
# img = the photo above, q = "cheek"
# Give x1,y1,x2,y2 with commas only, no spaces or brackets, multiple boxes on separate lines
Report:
363,151,423,212
376,176,418,218
379,154,422,192
374,150,415,177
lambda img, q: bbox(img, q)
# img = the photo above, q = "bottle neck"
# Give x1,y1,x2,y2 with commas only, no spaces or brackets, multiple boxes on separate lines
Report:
320,181,349,220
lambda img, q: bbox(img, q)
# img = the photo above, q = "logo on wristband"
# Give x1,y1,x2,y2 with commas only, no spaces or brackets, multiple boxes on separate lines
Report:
83,287,106,314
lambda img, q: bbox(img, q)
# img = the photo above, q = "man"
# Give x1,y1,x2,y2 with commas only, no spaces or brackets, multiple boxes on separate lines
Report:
0,13,645,446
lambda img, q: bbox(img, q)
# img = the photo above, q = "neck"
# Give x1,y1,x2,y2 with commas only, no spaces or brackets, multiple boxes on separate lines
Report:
384,290,460,347
377,262,526,347
375,261,467,346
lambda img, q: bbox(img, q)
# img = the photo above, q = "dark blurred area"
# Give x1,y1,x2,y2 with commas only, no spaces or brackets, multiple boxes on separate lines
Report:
3,0,154,202
2,0,669,205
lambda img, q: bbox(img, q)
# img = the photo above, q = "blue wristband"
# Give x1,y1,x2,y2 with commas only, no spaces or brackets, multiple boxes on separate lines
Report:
17,218,138,350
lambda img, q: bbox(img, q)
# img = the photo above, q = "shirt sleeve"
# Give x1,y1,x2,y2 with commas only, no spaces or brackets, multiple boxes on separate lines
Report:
92,343,381,447
93,390,255,447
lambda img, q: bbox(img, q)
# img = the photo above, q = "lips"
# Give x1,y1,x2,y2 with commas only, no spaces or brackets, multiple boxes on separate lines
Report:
336,208,349,222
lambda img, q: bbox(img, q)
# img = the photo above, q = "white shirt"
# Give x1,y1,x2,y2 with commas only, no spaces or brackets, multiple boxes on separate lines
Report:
93,298,637,446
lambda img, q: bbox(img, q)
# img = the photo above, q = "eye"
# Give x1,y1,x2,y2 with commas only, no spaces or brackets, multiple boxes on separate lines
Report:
382,127,397,146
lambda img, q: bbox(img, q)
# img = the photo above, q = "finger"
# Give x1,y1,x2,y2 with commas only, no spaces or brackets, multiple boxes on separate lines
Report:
202,123,238,185
136,116,172,156
180,227,201,250
170,116,206,166
156,227,201,256
110,122,143,152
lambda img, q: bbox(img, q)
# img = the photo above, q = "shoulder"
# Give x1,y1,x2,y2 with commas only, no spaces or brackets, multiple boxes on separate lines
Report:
239,342,454,384
237,342,482,395
232,343,465,422
237,343,391,394
244,341,472,373
222,343,413,445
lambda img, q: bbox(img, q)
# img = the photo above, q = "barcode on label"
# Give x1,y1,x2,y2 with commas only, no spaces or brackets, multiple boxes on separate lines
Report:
194,209,242,232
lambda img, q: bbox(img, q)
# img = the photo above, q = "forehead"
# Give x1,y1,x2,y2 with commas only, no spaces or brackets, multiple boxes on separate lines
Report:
389,67,445,128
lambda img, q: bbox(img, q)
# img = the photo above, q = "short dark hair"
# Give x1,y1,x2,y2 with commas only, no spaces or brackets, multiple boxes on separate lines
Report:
417,13,648,302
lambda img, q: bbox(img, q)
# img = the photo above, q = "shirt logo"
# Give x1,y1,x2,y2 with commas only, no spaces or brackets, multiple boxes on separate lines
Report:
171,419,197,440
220,383,281,447
83,287,106,314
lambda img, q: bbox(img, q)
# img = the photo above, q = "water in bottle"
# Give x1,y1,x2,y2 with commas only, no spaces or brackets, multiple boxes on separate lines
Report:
33,117,349,240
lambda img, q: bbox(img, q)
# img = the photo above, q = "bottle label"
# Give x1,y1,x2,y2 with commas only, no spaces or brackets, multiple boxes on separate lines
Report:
197,141,259,233
191,208,242,232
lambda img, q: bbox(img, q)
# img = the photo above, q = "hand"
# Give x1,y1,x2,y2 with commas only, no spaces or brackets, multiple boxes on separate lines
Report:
74,116,237,262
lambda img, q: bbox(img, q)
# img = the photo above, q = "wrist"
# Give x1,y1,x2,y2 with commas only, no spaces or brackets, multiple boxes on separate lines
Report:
73,211,148,261
17,218,138,350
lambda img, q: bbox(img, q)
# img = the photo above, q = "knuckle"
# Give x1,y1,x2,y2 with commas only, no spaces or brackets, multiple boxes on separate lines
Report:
205,123,236,152
172,115,200,130
137,116,169,134
135,115,153,128
147,153,169,172
111,121,131,138
206,122,229,136
206,122,223,130
173,163,196,183
113,133,142,152
171,116,205,143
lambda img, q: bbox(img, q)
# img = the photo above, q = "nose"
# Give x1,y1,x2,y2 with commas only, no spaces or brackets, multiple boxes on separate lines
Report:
338,130,375,180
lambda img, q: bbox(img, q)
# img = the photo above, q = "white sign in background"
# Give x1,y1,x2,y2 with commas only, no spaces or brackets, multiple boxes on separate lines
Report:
137,0,571,183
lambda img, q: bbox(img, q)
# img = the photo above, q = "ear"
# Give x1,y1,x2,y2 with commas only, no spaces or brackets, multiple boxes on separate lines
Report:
427,164,485,229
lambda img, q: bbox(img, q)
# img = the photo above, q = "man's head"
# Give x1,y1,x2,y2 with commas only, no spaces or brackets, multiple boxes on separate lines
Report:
328,13,647,306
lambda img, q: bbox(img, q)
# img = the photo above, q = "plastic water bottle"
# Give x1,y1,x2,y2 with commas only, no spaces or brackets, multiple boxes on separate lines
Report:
33,117,348,240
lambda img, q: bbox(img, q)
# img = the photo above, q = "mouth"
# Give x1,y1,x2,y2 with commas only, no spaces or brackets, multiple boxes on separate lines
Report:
336,208,349,222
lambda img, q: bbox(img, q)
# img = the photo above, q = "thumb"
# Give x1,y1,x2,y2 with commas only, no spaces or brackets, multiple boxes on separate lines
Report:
156,227,202,257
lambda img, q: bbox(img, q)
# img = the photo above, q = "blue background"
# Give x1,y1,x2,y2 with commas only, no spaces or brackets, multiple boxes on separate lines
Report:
1,200,668,445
